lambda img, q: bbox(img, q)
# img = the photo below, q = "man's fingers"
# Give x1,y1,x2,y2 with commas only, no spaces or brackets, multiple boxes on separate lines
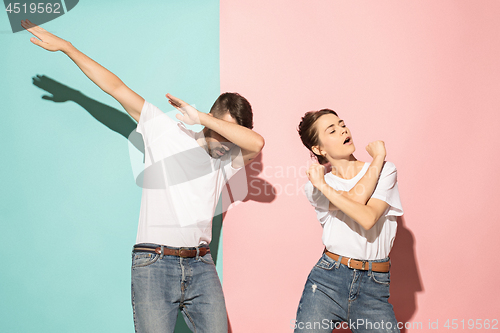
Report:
29,37,43,47
25,19,42,31
21,19,36,32
168,100,182,109
29,36,38,44
27,20,42,30
166,93,178,102
22,20,48,41
22,20,41,39
21,20,32,33
166,95,181,108
165,94,186,108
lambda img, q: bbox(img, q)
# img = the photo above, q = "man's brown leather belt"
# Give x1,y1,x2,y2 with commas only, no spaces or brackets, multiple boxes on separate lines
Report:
324,250,390,273
133,246,209,258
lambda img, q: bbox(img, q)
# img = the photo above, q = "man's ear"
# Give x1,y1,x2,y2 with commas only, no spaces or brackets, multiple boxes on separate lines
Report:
207,113,214,117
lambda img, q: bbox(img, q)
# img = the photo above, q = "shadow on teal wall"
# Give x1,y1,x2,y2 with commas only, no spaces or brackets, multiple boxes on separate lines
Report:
0,1,220,332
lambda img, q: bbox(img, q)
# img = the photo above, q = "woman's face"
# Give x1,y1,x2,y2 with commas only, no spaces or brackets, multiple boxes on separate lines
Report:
313,113,355,160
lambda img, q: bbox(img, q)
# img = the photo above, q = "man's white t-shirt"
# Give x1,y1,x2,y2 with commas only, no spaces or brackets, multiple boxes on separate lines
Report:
134,101,242,247
304,161,404,260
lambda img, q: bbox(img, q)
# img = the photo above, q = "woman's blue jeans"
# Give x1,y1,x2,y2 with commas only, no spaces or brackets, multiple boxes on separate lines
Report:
131,244,227,333
294,253,400,333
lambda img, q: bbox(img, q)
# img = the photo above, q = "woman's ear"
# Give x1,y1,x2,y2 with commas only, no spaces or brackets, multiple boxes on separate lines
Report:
207,113,214,117
311,145,322,156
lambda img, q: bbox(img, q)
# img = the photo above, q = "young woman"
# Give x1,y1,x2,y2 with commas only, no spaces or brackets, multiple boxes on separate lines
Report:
294,109,404,333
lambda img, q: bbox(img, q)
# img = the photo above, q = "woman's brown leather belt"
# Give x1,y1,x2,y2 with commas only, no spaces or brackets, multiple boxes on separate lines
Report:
324,250,390,273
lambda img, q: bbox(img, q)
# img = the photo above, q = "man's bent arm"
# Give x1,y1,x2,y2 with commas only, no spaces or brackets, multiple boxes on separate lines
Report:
199,112,265,167
166,93,264,167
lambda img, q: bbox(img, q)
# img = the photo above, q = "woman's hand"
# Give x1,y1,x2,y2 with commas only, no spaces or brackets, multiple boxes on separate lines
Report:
307,163,327,189
21,19,71,52
166,93,202,125
365,141,386,160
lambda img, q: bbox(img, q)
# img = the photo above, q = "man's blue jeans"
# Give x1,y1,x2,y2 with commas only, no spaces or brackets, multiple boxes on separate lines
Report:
131,244,227,333
293,253,399,333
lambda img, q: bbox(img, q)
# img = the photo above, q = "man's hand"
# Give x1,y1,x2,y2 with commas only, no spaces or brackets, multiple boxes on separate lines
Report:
366,141,386,160
166,93,202,125
21,19,71,52
307,163,327,189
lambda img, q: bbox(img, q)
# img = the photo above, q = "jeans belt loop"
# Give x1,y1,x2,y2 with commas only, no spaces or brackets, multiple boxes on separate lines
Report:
160,245,164,259
196,247,200,260
368,260,373,275
336,255,343,269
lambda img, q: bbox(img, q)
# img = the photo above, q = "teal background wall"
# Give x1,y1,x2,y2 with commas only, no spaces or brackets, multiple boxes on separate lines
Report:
0,1,221,332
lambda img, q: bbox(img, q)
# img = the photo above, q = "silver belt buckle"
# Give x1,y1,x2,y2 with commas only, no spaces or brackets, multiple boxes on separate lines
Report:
347,258,352,269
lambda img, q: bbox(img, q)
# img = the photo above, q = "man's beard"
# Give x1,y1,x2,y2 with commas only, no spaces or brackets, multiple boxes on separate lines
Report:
204,129,229,159
207,145,227,159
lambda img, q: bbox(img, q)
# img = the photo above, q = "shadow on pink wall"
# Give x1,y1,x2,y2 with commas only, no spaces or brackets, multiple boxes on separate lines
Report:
242,153,277,204
225,152,276,333
390,216,423,333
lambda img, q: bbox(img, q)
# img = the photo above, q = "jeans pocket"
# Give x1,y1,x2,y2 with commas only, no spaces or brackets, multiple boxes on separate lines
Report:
132,252,160,268
199,253,215,265
371,271,391,285
314,254,336,270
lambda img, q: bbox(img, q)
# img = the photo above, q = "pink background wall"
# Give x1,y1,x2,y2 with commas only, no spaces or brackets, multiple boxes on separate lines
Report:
221,1,500,332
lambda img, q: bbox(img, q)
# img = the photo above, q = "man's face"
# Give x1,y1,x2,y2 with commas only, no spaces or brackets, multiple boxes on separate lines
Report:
205,112,237,159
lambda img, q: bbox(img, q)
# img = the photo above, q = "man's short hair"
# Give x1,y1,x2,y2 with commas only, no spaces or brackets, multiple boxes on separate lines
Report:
210,92,253,129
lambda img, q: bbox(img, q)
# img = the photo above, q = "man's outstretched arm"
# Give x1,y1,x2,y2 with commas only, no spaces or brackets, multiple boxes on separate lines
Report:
22,20,144,122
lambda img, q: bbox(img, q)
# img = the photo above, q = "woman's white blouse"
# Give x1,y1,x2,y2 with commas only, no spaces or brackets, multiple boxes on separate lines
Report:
304,162,404,260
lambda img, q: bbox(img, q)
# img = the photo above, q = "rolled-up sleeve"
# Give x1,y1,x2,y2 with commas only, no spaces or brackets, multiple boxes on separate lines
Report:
370,162,404,217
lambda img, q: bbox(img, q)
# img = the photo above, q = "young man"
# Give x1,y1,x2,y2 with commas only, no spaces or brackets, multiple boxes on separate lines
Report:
22,20,264,333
